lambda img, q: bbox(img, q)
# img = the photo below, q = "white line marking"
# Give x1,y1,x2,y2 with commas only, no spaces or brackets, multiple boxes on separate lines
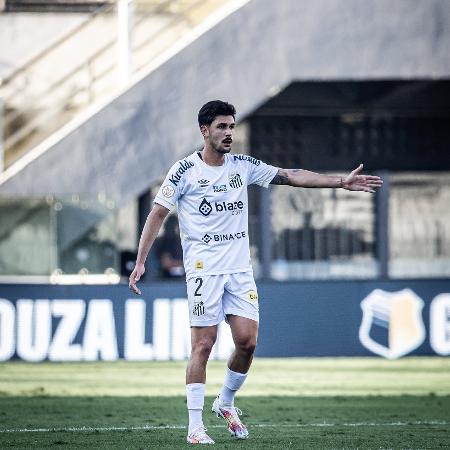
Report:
0,421,447,434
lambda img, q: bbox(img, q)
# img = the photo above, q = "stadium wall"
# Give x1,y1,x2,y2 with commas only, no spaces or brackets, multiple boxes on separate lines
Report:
0,280,449,361
2,0,450,205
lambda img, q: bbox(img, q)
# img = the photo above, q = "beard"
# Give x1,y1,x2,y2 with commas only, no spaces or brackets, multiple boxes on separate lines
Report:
211,140,232,154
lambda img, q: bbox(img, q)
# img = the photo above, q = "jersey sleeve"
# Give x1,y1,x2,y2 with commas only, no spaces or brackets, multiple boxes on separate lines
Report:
247,158,279,188
154,162,185,210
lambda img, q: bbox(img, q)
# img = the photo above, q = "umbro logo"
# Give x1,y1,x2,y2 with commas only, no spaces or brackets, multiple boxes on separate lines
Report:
198,179,210,187
202,234,212,244
199,198,212,216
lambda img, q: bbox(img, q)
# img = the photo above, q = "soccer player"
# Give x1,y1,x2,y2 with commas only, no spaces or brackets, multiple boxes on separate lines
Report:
129,100,383,444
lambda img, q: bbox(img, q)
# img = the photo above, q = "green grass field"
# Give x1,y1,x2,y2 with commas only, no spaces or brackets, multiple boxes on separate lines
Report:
0,358,449,449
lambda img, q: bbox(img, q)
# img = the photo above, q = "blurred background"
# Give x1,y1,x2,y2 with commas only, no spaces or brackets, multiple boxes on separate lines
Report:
0,0,449,362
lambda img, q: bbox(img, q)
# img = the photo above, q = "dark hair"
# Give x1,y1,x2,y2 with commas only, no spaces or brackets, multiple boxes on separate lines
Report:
198,100,236,126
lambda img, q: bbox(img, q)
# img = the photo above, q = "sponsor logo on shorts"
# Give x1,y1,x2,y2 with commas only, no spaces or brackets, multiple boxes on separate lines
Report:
213,184,227,193
248,291,258,302
193,301,205,316
195,260,204,269
198,179,210,187
229,173,243,189
233,155,261,166
161,185,175,198
169,160,194,186
198,198,244,216
202,231,247,244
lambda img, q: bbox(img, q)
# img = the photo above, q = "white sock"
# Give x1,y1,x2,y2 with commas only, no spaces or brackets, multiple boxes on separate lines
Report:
219,367,247,406
186,383,205,433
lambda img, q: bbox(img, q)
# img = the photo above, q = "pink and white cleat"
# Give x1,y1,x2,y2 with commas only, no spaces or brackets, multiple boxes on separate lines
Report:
186,425,215,444
212,396,249,439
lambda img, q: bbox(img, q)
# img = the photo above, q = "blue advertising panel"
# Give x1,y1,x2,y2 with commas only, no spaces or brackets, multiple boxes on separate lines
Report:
0,280,449,361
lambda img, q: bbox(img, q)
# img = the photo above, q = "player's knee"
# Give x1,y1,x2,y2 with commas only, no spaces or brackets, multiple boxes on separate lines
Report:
192,336,216,357
236,336,257,355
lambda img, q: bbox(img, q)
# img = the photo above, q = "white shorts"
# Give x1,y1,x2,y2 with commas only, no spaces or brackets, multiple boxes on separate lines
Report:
186,271,259,327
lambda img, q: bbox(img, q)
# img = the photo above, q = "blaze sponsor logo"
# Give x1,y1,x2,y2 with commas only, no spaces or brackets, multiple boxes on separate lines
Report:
248,291,258,302
198,199,244,216
213,185,227,193
233,155,260,166
198,179,210,187
215,201,244,213
161,185,175,198
359,289,426,359
169,160,194,186
229,173,243,189
199,199,213,216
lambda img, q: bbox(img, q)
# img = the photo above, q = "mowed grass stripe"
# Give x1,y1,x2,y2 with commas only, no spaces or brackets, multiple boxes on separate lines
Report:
1,357,450,397
1,420,449,433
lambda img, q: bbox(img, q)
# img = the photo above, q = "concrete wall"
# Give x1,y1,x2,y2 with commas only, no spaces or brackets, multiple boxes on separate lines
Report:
1,0,450,203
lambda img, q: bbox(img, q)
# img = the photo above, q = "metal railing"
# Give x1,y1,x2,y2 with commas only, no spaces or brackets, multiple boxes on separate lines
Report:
0,0,227,168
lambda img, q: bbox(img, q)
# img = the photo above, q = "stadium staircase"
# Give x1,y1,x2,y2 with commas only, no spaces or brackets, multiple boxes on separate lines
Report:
0,0,236,170
1,0,444,210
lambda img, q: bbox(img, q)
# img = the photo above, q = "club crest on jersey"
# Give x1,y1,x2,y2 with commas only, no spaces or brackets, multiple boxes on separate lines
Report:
229,173,243,189
198,179,210,187
193,301,205,316
213,185,227,193
199,198,213,216
359,289,426,359
169,159,194,186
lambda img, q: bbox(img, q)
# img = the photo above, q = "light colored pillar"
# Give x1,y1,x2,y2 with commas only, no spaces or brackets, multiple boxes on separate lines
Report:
117,0,134,86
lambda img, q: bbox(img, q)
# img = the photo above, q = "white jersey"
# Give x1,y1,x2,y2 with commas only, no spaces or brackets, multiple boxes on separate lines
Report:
154,151,278,279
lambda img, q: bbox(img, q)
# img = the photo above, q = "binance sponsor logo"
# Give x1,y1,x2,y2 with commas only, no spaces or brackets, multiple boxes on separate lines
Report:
213,184,227,193
229,172,243,189
195,260,204,269
214,231,246,242
201,231,246,244
359,289,425,359
248,291,258,302
161,185,175,198
201,234,212,244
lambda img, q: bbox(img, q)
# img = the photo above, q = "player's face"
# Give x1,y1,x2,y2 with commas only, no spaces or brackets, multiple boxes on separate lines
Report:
204,115,235,154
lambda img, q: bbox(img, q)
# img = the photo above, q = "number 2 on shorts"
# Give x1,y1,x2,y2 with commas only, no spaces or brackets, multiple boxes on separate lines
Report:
194,277,203,297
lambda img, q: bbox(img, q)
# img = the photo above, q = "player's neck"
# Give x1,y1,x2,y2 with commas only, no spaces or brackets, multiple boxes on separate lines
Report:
202,146,226,166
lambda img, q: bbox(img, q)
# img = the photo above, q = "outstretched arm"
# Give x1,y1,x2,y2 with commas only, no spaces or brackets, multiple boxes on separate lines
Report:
129,203,170,295
270,164,383,193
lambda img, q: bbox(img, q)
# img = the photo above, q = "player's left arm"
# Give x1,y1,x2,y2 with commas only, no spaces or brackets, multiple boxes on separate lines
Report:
270,163,383,193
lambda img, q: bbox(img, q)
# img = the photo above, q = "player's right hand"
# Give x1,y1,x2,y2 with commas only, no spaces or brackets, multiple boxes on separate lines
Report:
129,263,145,295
